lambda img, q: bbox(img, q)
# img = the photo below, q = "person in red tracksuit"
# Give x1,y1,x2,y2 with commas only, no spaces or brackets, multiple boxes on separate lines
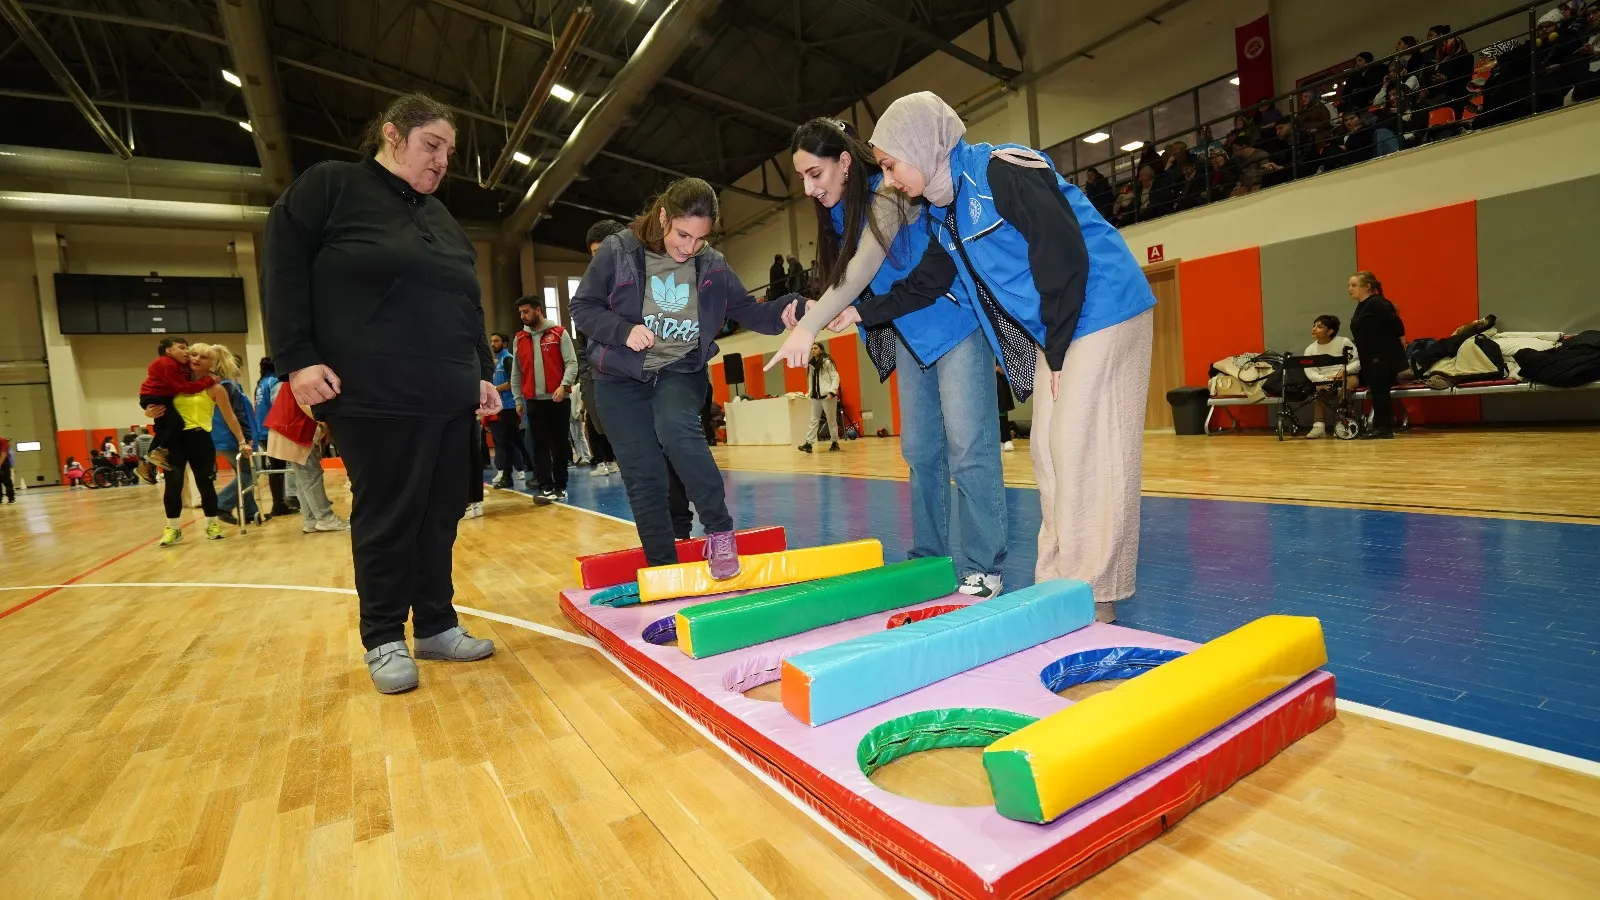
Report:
137,336,217,471
510,298,578,504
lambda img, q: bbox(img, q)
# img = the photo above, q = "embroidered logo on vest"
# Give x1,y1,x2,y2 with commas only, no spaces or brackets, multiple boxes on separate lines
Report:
968,196,982,226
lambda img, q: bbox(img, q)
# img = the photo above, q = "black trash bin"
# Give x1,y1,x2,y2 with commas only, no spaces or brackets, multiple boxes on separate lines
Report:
1167,386,1210,435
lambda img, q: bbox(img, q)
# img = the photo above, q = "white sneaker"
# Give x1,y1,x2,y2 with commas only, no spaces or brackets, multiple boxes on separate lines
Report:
957,572,1003,598
603,462,617,475
1306,422,1326,439
314,516,350,532
461,502,483,519
551,490,568,503
1002,441,1015,452
590,464,608,477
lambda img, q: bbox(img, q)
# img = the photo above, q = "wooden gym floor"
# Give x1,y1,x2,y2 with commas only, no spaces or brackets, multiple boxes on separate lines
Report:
1,430,1597,898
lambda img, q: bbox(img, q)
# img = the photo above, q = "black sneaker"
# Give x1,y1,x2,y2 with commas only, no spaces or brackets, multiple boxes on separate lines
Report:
217,510,239,526
828,441,840,451
533,489,554,506
798,443,813,453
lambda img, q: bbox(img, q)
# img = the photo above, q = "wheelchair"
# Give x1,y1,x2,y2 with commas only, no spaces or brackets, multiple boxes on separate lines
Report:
90,463,140,488
1273,348,1361,441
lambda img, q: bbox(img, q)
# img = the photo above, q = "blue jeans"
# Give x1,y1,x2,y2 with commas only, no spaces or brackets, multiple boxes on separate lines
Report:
895,329,1007,577
216,452,258,520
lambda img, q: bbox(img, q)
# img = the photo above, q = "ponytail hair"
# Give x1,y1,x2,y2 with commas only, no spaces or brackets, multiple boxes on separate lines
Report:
790,117,904,292
630,177,719,254
358,92,456,157
1352,270,1384,296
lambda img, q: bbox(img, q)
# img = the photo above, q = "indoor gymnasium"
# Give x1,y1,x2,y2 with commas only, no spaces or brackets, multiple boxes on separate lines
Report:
2,0,1598,897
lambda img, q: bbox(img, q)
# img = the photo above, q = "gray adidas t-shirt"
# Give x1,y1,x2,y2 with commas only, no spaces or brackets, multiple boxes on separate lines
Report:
642,250,702,372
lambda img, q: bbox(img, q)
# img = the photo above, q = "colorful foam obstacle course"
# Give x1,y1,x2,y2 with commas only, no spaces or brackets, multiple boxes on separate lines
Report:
636,538,883,603
559,566,1336,899
782,579,1095,726
674,557,955,658
572,525,787,589
985,615,1329,824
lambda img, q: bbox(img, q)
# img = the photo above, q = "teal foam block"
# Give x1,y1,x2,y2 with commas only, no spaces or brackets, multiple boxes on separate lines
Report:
784,579,1096,726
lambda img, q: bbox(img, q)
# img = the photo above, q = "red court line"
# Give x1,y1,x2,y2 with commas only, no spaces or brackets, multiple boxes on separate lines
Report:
0,516,199,621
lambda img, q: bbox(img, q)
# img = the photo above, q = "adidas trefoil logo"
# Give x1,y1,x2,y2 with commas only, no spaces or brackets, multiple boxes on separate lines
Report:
651,274,690,313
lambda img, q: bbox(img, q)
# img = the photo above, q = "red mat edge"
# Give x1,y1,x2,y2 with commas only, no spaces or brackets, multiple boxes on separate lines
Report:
560,591,1338,899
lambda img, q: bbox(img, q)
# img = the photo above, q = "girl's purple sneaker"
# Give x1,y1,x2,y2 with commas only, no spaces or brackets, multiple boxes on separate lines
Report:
704,530,742,580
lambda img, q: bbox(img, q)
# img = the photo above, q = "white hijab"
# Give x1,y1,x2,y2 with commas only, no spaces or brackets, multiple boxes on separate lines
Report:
870,92,967,208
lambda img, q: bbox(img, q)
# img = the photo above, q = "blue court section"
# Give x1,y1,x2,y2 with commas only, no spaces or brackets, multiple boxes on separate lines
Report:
522,468,1600,762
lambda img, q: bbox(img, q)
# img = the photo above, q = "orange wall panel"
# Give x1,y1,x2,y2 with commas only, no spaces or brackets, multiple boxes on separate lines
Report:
1178,247,1267,428
826,334,861,428
742,354,767,399
783,359,807,394
1356,202,1481,424
710,361,729,405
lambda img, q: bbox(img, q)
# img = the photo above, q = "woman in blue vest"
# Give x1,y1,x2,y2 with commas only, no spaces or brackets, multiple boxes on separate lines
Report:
768,117,1007,598
840,93,1156,623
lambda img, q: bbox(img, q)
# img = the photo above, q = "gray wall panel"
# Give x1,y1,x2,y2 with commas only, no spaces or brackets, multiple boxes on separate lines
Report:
1478,173,1600,335
763,356,786,399
1259,228,1359,354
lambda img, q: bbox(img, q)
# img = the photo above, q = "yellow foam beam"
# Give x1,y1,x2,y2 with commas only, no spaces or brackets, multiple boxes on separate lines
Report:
983,615,1327,823
636,539,883,603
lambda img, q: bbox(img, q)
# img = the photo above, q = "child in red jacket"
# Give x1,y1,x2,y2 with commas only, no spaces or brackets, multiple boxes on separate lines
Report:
137,336,216,469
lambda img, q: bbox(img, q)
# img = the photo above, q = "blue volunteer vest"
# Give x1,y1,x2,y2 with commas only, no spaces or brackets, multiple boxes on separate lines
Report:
829,173,976,368
938,141,1155,370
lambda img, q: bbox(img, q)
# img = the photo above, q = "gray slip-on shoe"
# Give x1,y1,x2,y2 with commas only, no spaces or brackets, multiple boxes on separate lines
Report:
364,641,419,694
413,626,494,662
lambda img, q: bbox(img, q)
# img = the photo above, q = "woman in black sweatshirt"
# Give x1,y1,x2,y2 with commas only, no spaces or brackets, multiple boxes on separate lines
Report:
264,93,500,695
1347,270,1407,439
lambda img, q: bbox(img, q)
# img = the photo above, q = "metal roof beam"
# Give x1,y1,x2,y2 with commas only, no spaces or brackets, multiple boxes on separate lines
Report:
0,0,133,158
830,0,1019,81
216,0,295,194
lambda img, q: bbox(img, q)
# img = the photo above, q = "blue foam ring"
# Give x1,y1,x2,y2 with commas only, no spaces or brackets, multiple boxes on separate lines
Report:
591,581,642,607
1039,646,1187,693
643,616,678,645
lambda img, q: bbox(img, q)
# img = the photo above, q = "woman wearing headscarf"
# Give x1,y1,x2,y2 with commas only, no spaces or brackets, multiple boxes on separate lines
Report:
832,92,1156,623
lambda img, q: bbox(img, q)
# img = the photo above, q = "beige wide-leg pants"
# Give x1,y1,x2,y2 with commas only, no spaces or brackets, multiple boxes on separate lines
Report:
1029,308,1153,622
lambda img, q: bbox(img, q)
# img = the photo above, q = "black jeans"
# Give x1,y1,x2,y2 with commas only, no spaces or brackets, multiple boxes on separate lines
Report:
330,413,471,650
523,397,570,492
492,405,529,475
595,369,733,567
1365,359,1398,434
139,394,183,454
0,463,13,502
585,417,615,464
162,428,219,518
468,420,485,504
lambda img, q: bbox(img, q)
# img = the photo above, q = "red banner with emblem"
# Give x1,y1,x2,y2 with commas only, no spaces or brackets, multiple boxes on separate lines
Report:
1235,14,1275,108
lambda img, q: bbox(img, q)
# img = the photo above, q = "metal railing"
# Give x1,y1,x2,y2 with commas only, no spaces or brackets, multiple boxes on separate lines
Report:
1045,0,1597,229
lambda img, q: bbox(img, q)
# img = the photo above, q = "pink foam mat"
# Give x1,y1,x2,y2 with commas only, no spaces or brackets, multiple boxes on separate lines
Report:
560,586,1336,899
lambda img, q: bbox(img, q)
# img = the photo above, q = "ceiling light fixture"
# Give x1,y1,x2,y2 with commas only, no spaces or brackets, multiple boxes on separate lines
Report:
1322,90,1339,98
222,69,242,87
238,120,253,133
550,84,576,102
512,151,532,165
1081,132,1110,144
1120,140,1145,152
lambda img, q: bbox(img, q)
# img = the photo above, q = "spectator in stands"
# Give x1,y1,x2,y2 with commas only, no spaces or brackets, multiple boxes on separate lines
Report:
1206,147,1239,200
1226,113,1262,149
1132,163,1163,220
1170,155,1209,211
1340,52,1383,112
1137,144,1165,179
1371,85,1408,156
1348,271,1405,439
1194,124,1223,154
1111,181,1137,225
1251,100,1285,127
1323,111,1376,170
1295,90,1335,137
1303,314,1361,439
1155,141,1196,207
1427,35,1476,118
1229,139,1280,196
1256,121,1295,181
1574,3,1600,102
767,253,786,301
1080,167,1114,217
1396,35,1424,78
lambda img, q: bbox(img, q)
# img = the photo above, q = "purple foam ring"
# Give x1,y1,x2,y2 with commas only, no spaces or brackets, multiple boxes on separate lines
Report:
642,616,678,646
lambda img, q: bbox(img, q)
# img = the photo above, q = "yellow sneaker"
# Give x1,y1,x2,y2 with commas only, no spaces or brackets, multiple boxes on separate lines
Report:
205,521,225,541
159,526,182,547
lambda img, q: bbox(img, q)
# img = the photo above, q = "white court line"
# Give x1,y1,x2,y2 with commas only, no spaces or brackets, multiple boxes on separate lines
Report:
486,481,638,526
1336,699,1600,778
